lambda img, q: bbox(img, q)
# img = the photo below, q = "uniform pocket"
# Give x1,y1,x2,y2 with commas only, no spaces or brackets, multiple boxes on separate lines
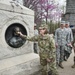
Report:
40,59,47,66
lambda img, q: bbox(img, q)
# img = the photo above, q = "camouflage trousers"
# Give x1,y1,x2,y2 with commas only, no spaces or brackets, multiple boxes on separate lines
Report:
56,45,65,64
40,57,58,75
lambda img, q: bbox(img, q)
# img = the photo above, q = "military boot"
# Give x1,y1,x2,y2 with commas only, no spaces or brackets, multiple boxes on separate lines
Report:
64,56,67,61
48,71,52,75
72,56,75,68
48,70,59,75
59,62,64,69
56,62,59,69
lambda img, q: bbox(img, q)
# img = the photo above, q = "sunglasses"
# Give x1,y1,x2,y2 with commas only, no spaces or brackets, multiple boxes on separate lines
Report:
39,28,45,30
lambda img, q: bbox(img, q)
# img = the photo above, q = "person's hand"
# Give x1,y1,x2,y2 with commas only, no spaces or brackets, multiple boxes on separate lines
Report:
55,43,58,48
47,58,52,63
17,32,23,36
46,58,51,63
47,58,54,63
67,43,71,46
67,43,72,47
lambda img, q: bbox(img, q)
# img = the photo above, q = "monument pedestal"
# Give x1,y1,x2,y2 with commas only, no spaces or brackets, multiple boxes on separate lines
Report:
0,0,41,75
0,53,41,75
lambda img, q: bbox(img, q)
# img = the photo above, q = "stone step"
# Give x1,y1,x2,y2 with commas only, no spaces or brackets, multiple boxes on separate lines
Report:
0,53,41,75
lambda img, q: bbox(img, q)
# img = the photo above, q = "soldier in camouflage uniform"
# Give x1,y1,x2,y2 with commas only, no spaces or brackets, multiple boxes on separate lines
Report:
55,21,67,69
17,24,58,75
64,21,73,61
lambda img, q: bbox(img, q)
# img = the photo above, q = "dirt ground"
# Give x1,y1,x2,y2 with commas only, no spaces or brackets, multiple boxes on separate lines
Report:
58,50,75,75
36,50,75,75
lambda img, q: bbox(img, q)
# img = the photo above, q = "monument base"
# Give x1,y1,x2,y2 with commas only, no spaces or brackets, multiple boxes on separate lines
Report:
0,1,41,75
0,53,41,75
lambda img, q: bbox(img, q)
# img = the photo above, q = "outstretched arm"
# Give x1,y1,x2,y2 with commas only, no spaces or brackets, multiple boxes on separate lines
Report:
17,32,38,42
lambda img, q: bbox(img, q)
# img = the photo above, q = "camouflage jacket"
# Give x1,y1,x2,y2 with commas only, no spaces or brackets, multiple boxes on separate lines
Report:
55,28,67,46
66,28,73,43
23,34,56,60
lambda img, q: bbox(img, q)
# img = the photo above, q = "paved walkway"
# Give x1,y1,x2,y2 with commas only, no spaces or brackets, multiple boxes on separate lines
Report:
58,50,75,75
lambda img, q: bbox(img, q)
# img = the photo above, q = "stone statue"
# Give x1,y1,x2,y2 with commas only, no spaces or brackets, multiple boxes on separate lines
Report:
8,27,25,48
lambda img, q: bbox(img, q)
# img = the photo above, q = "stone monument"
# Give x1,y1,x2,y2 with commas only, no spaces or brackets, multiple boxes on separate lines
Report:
0,0,40,75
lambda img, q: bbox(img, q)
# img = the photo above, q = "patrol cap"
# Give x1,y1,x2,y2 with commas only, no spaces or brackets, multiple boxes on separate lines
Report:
65,21,70,25
60,21,65,25
39,24,48,30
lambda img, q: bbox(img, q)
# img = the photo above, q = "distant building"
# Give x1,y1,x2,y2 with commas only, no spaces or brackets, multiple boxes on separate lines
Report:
62,0,75,27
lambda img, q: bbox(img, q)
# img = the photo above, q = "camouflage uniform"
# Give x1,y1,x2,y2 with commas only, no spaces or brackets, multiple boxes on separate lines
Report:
55,27,67,68
64,28,73,60
20,25,58,75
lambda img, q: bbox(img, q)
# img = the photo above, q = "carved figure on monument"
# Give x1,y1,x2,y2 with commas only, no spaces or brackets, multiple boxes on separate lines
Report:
8,27,25,48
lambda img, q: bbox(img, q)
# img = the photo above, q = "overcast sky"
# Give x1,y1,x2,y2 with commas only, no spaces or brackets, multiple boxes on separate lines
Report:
59,0,66,5
55,0,66,6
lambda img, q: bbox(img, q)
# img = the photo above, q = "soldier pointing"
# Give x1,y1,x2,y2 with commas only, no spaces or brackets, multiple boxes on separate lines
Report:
17,24,58,75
